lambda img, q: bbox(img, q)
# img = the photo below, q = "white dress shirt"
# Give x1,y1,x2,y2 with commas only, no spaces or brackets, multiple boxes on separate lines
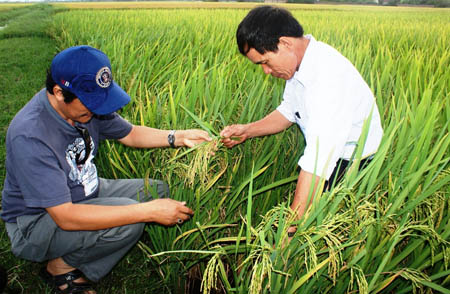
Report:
277,35,383,179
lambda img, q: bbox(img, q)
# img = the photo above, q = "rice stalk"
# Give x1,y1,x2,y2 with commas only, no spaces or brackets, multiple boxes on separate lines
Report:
348,265,368,294
184,140,221,187
247,247,273,294
200,251,221,294
399,268,431,294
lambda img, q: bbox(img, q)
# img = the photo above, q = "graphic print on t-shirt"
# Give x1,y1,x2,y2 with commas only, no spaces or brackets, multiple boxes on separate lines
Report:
65,137,98,197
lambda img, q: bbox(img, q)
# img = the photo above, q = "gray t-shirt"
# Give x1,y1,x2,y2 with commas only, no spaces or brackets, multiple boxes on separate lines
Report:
1,89,133,223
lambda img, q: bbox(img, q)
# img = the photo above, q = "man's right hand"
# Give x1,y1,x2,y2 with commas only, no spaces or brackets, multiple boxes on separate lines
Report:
145,198,194,226
220,124,249,148
220,110,292,149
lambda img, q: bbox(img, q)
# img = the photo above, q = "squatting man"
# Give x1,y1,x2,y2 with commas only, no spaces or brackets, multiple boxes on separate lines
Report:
221,6,384,234
1,45,211,294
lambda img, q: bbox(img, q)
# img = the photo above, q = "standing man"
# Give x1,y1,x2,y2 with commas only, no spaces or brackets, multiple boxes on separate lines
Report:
1,45,211,294
221,6,383,221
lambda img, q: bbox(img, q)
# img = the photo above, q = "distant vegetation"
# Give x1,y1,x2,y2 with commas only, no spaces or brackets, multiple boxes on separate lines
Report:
286,0,449,7
43,0,450,7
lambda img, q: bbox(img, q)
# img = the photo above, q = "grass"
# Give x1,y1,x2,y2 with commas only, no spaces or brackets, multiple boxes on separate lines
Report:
0,4,54,39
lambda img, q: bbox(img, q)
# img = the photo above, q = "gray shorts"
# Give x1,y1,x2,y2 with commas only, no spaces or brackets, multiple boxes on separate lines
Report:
4,178,169,282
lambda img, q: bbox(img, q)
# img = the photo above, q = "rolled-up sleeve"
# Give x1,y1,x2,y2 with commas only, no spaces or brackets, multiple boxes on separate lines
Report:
276,80,298,123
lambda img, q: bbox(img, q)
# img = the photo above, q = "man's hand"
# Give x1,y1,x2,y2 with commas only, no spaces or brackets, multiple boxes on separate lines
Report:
220,110,292,148
175,129,212,148
144,198,194,226
220,124,249,148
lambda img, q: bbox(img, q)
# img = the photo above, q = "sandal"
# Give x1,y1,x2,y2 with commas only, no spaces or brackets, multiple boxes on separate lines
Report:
40,267,96,294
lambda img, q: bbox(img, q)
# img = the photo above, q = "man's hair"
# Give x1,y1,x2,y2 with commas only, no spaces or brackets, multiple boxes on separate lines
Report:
45,69,77,103
236,6,304,56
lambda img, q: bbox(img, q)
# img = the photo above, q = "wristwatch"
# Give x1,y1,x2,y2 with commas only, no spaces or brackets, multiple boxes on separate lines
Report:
168,130,176,148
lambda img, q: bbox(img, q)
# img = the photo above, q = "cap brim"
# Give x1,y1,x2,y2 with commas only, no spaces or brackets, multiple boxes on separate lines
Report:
86,81,131,115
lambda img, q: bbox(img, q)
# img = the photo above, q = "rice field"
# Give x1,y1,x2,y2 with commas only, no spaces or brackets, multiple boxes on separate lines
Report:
0,4,29,11
47,2,449,293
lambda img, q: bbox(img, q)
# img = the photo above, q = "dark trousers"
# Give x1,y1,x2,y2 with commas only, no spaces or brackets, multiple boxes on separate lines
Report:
5,178,169,282
324,157,373,190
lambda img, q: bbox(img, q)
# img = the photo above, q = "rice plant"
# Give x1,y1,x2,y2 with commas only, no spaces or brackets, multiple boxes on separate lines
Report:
49,4,449,293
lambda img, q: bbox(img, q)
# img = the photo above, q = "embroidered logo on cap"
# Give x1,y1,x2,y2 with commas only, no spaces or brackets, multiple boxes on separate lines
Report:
95,67,112,88
61,79,71,88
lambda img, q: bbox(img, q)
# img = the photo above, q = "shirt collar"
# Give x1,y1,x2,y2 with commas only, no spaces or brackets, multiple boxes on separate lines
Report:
291,34,316,86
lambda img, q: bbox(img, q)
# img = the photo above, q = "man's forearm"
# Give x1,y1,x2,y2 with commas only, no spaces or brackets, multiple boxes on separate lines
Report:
119,126,211,149
47,202,148,231
119,126,170,148
246,110,293,138
46,198,194,231
290,170,321,219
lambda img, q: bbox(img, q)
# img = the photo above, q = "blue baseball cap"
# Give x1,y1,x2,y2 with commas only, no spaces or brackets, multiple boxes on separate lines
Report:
51,45,131,115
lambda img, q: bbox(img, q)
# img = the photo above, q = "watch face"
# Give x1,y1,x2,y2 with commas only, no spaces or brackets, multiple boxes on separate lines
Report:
168,131,176,147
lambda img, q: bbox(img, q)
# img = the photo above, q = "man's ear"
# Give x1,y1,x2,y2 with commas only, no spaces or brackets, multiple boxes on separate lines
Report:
53,85,65,102
278,37,293,49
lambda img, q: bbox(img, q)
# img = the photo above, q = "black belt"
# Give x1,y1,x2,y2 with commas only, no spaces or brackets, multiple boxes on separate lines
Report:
324,156,374,190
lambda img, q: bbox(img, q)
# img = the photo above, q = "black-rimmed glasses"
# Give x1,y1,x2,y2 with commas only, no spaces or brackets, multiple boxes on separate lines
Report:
74,126,92,166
